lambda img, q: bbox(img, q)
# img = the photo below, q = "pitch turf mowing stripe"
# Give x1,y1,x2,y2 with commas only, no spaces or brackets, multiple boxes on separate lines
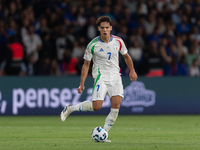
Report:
1,115,200,150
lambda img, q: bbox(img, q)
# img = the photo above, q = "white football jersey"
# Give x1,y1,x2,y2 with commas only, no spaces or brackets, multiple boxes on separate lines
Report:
84,35,128,80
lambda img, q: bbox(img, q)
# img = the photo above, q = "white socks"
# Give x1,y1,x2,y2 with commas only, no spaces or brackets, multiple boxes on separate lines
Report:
104,108,119,131
69,102,119,132
70,101,94,112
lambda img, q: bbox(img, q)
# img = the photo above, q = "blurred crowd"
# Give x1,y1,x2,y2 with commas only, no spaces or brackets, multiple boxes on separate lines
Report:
0,0,200,77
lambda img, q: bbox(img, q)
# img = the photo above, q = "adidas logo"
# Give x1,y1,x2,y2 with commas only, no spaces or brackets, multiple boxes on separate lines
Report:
98,48,104,52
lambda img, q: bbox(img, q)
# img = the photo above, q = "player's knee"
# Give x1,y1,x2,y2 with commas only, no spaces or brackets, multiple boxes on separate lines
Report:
111,104,121,109
92,105,101,111
92,101,103,111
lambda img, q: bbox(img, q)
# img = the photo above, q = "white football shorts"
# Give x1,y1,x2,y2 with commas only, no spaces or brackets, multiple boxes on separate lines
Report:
92,76,124,101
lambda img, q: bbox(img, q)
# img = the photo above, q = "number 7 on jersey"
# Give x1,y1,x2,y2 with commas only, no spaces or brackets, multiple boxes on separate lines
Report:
107,52,111,60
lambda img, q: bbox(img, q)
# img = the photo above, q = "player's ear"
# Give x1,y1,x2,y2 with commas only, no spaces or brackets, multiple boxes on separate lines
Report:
98,26,100,31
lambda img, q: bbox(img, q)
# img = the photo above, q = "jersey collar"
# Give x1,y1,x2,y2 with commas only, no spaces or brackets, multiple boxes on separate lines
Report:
98,35,113,43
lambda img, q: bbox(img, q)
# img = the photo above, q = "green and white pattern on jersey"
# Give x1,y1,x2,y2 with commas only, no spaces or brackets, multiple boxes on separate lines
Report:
92,68,101,94
86,37,98,51
91,43,97,55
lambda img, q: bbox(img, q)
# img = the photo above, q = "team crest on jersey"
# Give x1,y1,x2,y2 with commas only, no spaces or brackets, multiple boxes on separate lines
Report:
113,44,118,51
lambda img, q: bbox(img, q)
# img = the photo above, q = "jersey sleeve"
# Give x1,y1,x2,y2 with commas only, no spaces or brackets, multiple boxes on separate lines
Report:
119,39,128,55
83,44,93,61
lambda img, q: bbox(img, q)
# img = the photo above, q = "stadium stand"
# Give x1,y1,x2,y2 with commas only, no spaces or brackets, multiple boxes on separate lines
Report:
0,0,199,76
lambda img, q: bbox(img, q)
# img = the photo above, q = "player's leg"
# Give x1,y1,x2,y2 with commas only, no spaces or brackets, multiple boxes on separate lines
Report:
65,100,103,113
60,100,93,122
91,78,107,111
103,95,122,131
60,100,104,122
60,78,106,122
92,100,103,111
103,77,123,131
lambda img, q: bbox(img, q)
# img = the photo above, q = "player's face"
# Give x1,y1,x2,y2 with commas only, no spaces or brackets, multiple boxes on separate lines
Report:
98,22,112,38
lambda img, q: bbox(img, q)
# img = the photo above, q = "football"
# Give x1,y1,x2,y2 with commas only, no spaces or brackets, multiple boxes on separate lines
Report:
91,126,108,142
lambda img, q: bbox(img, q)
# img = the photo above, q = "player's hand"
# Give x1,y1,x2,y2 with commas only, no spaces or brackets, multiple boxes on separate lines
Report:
77,85,85,93
129,70,138,81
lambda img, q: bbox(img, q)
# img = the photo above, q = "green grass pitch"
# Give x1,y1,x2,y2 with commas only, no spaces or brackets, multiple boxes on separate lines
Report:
1,115,200,150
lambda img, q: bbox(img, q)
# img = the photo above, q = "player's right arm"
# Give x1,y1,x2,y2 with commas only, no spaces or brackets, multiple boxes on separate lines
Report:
78,37,96,93
77,60,91,93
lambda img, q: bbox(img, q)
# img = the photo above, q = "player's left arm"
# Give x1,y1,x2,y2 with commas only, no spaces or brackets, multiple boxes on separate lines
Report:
123,53,138,81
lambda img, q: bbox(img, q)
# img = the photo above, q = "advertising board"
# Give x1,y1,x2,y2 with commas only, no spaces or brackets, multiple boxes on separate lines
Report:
0,77,199,115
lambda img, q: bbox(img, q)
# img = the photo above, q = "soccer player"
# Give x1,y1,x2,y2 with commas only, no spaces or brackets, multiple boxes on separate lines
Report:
60,16,138,142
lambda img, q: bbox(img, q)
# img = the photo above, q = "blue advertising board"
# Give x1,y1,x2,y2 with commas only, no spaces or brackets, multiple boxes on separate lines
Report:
0,76,200,115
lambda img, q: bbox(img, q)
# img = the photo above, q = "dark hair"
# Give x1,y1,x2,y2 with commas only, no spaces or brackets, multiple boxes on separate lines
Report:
96,16,112,26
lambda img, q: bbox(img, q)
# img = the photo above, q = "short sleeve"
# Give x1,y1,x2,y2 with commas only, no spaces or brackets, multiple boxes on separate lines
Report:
118,39,128,55
83,45,93,61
